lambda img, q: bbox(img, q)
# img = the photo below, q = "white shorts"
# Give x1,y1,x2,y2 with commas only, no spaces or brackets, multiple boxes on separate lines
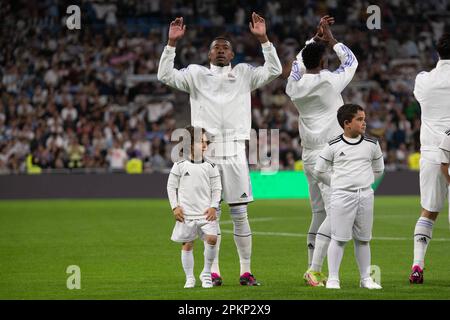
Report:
303,148,331,214
420,158,448,212
329,187,374,242
207,141,253,205
171,218,218,243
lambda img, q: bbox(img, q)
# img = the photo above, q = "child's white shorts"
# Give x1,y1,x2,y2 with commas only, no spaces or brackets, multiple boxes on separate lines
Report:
171,218,218,243
329,187,374,242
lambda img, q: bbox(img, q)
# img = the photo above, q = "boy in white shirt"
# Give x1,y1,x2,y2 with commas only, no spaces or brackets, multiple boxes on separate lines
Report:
167,126,222,288
314,104,384,289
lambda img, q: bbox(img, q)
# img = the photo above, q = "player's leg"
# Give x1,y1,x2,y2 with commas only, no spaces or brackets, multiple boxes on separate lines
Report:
203,154,224,286
199,220,218,288
304,172,331,286
303,163,327,268
353,188,381,289
327,190,357,289
181,242,195,288
210,205,222,285
171,220,197,288
410,159,446,283
223,144,259,285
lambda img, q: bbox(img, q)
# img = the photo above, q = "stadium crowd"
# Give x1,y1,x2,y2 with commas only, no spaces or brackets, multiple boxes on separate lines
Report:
1,0,449,173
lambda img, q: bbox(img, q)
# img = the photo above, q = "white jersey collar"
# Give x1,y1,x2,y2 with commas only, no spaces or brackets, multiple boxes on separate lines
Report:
437,59,450,68
210,63,232,74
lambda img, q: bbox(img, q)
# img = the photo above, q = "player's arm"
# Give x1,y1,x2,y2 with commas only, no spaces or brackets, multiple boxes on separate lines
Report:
439,135,450,184
371,141,385,180
247,12,282,91
205,165,222,221
167,163,184,222
314,144,334,186
321,22,358,92
413,71,428,103
157,17,192,93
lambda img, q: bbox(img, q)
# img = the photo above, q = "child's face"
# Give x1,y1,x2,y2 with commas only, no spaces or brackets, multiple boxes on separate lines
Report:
346,110,366,136
192,133,208,158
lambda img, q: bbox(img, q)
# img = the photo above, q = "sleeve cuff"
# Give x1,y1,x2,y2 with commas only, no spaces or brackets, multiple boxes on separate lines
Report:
166,45,176,52
261,41,271,49
305,38,315,45
333,42,343,51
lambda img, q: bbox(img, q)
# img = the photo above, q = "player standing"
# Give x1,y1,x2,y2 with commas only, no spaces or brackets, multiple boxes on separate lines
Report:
314,104,384,289
158,13,282,285
410,33,450,284
167,126,222,288
285,17,358,286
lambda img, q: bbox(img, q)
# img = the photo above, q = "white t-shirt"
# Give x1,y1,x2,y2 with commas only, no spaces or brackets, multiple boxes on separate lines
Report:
109,148,127,169
414,60,450,164
167,159,222,219
315,135,384,190
286,40,358,151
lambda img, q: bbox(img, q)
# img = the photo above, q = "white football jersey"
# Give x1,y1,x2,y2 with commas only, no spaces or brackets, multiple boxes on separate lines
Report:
158,43,282,142
315,135,384,190
286,40,358,150
167,159,222,219
414,60,450,163
438,129,450,164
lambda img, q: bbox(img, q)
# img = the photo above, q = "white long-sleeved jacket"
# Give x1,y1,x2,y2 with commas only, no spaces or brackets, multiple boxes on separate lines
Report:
157,42,282,142
286,39,358,150
414,60,450,164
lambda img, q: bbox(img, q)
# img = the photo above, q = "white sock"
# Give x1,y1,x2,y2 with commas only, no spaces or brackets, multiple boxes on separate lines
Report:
310,217,331,272
307,209,326,267
202,243,217,274
354,240,371,279
413,217,434,269
181,250,194,279
231,205,252,275
210,208,221,275
327,239,346,281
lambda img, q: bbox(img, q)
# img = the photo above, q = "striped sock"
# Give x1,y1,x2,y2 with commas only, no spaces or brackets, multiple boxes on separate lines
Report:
413,217,434,269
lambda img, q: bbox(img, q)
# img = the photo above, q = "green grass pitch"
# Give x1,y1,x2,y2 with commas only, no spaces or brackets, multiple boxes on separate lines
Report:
1,197,450,300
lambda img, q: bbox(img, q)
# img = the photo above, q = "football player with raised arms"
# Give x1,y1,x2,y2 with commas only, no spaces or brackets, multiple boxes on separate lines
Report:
158,13,282,286
285,16,358,286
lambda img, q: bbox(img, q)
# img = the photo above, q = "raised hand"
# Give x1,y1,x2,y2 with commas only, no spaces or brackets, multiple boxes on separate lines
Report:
314,15,337,46
168,17,186,46
249,12,269,43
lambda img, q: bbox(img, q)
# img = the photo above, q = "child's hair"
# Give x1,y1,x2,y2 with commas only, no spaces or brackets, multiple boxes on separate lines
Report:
184,125,207,151
337,104,364,129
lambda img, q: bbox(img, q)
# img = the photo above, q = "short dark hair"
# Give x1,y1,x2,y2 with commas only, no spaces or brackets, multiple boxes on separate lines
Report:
437,33,450,59
184,125,206,146
302,42,326,69
210,36,233,50
337,104,365,129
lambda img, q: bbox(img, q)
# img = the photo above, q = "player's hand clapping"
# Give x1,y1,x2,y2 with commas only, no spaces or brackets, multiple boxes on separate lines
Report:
173,206,184,222
204,208,217,221
314,15,338,46
168,17,186,47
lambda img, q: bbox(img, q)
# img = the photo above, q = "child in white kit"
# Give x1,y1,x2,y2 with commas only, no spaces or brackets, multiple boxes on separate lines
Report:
314,104,384,289
167,126,222,288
